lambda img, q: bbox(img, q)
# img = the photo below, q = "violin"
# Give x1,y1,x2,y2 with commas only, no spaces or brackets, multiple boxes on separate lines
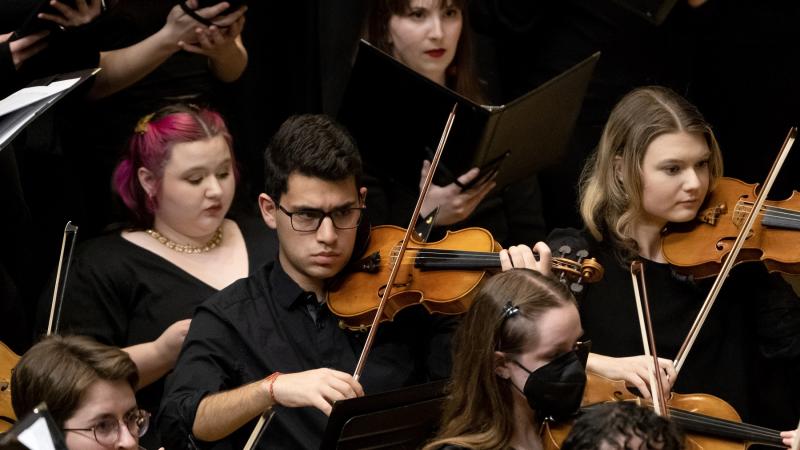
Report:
0,342,19,433
663,177,800,279
327,225,604,331
541,372,787,449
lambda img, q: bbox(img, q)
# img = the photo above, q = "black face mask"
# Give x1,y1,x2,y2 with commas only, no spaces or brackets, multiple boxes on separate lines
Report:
510,343,589,421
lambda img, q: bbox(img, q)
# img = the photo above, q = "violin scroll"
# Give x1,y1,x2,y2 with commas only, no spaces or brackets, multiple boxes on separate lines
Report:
552,246,604,294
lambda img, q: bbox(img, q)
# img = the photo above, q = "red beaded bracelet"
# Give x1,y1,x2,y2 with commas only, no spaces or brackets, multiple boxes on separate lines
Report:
265,372,282,405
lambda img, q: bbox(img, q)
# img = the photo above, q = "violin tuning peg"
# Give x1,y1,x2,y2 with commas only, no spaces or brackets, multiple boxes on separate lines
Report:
570,282,584,294
576,249,589,260
558,245,572,257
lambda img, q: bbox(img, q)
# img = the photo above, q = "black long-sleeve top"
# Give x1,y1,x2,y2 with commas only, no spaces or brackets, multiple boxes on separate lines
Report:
158,259,455,450
547,228,800,428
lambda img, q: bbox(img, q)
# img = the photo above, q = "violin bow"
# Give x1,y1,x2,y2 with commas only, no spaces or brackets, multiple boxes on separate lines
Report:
243,105,459,450
46,221,79,336
673,127,796,375
630,261,669,417
353,103,458,380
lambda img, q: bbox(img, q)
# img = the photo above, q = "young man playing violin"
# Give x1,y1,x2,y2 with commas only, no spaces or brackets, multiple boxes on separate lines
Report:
158,114,551,450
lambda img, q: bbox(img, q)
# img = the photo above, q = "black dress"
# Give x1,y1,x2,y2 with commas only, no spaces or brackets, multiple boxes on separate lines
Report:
55,216,277,449
547,228,800,430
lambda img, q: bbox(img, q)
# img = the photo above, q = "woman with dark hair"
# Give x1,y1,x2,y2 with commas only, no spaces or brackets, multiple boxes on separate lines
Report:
363,0,483,103
423,268,586,450
549,85,800,445
361,0,546,246
561,402,683,450
12,335,146,450
51,104,275,448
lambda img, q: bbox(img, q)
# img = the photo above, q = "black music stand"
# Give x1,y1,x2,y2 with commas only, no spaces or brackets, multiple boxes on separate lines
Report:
0,403,67,450
319,380,448,450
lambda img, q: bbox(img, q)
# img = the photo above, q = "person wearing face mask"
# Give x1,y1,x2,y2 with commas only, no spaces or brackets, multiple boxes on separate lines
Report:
423,268,587,450
360,0,547,247
548,86,800,447
11,335,148,450
44,104,276,449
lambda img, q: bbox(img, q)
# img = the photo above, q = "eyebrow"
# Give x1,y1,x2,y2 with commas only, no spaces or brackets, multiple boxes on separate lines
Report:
289,200,359,211
658,153,711,165
180,158,232,174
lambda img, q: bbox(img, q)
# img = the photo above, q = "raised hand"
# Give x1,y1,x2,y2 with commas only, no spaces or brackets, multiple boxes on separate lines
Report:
499,241,552,277
587,353,677,399
419,160,496,226
178,10,245,59
270,368,364,416
37,0,102,28
154,318,191,366
1,31,49,69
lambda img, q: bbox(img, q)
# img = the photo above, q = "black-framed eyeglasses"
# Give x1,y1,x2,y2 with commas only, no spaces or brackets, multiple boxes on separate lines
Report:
278,204,364,232
64,409,150,447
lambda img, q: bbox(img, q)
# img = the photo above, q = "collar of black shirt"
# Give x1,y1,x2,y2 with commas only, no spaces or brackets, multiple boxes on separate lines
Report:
266,259,322,311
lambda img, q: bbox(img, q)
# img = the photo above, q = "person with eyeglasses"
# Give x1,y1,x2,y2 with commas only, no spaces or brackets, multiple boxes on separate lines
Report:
158,113,553,450
11,335,151,450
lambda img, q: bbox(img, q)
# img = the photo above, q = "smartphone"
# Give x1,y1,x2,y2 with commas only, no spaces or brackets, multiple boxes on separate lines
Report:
193,0,248,16
12,0,79,40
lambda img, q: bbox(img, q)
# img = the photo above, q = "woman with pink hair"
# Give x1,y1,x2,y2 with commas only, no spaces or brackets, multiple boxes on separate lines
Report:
53,104,275,448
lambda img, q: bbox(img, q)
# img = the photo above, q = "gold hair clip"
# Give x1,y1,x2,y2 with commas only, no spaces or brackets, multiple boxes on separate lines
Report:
135,113,155,135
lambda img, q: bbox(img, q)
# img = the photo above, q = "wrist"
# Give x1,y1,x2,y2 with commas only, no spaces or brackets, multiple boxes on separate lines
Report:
263,372,281,407
154,26,183,55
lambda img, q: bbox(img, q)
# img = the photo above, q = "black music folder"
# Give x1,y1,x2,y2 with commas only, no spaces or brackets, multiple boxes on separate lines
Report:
338,39,599,193
0,68,99,152
319,380,448,450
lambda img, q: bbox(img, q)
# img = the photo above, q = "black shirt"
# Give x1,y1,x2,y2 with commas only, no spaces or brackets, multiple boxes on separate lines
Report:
159,259,455,450
53,216,276,449
547,228,800,424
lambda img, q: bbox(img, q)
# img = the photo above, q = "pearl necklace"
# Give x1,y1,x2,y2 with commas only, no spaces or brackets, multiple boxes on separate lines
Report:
145,227,223,254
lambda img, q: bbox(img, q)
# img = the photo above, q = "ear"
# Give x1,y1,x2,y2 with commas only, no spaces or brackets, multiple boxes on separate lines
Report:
259,193,278,230
613,155,624,183
359,186,367,207
137,167,158,198
494,351,511,379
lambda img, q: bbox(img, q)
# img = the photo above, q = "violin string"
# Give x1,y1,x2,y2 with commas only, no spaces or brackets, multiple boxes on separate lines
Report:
733,205,800,223
735,203,800,224
668,413,779,442
666,408,781,441
736,204,800,221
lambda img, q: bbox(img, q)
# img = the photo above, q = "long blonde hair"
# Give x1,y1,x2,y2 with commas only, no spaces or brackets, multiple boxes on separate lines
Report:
423,269,576,450
579,86,723,260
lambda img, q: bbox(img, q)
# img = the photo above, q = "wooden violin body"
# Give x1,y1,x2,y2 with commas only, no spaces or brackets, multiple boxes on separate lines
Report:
327,225,603,331
541,372,785,449
663,177,800,278
328,226,498,330
0,341,20,433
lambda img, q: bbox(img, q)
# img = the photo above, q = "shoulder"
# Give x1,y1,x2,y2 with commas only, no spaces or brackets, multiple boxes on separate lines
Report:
73,232,139,268
547,227,598,254
198,261,276,315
